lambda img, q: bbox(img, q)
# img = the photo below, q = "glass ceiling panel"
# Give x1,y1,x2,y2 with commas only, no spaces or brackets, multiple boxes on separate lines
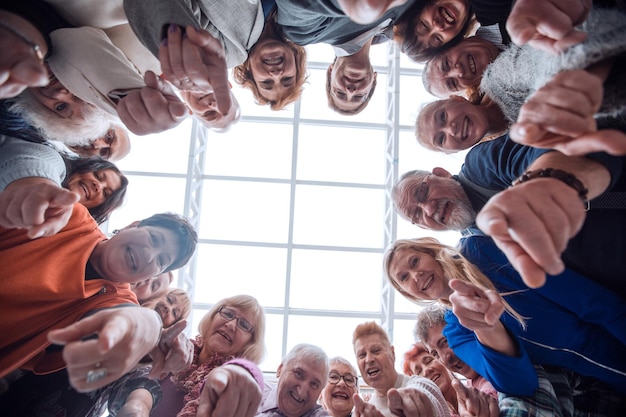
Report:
199,180,292,243
296,124,386,184
293,185,385,248
194,244,287,306
289,249,382,311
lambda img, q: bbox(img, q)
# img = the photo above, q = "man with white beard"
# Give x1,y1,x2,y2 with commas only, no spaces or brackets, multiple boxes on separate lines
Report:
4,75,131,161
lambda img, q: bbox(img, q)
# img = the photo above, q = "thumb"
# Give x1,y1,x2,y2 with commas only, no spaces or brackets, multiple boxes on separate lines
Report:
209,368,229,396
48,310,111,345
168,100,189,120
52,189,80,206
143,70,160,90
96,313,132,354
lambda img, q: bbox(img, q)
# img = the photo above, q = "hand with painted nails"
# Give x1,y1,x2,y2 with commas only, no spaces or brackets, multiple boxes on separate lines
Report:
0,177,79,239
159,25,231,116
506,0,591,53
116,70,188,135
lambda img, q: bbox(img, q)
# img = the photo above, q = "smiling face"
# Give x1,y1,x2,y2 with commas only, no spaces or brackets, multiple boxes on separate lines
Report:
418,97,489,152
415,0,470,49
321,362,358,417
328,58,377,113
354,334,397,394
69,125,131,161
130,272,171,304
66,169,123,209
409,349,453,395
91,225,180,283
29,74,91,120
203,305,254,356
425,37,501,98
277,356,326,417
424,324,478,380
394,169,476,231
154,291,185,327
388,248,452,301
182,89,240,131
248,39,298,104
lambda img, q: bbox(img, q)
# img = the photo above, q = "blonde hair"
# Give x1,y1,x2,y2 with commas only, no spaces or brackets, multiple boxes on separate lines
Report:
142,286,191,328
352,321,391,348
198,294,266,363
383,237,526,326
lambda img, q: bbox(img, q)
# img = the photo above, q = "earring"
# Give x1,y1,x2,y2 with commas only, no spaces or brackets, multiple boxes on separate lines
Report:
112,229,120,235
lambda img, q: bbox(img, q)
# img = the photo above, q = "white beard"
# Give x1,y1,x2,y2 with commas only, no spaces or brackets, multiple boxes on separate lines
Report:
8,89,113,146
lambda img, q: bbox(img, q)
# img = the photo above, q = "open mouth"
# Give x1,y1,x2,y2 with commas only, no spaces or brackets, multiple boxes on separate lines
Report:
262,56,284,66
289,392,305,403
461,116,470,141
367,367,380,378
217,330,232,343
468,54,476,74
439,201,451,224
332,391,350,399
439,6,456,24
421,274,434,292
79,182,90,200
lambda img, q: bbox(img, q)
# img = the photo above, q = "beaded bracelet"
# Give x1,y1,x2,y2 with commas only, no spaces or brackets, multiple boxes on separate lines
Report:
0,20,45,61
512,168,589,203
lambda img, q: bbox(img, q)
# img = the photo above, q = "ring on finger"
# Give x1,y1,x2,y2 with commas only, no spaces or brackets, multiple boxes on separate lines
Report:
86,365,108,384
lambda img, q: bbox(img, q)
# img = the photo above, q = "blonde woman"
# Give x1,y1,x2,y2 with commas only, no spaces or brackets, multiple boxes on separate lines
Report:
384,236,626,397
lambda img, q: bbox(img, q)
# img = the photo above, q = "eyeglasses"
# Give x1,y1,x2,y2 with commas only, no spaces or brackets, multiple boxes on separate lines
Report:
328,372,357,387
411,175,431,225
217,306,254,333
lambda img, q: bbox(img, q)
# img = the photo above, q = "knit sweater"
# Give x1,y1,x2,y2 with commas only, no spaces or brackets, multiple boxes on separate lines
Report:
480,7,626,129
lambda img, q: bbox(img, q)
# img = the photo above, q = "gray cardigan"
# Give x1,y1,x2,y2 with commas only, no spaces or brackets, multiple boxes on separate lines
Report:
480,7,626,129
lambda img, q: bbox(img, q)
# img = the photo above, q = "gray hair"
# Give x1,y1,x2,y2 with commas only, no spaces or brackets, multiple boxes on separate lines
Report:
329,356,359,391
414,303,449,343
392,169,430,216
283,343,329,377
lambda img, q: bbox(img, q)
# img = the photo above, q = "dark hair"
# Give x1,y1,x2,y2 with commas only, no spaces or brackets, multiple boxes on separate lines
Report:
61,155,128,224
232,15,308,111
138,213,198,273
325,60,378,116
394,2,475,63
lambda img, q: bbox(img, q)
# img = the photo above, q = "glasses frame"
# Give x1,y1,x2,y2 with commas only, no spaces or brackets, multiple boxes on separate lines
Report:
328,372,358,387
217,305,254,333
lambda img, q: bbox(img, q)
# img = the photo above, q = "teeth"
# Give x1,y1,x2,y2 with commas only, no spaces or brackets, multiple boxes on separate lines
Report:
440,7,455,23
263,57,283,65
468,55,476,73
462,116,469,140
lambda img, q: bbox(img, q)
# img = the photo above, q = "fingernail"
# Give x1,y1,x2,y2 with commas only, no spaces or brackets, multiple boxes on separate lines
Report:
169,23,178,33
161,37,168,47
31,230,44,239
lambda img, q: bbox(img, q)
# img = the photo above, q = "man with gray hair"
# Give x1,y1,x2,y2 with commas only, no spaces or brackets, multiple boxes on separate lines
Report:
256,343,330,417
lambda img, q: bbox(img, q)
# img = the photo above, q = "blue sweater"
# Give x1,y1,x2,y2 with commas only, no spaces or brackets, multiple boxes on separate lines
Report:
443,235,626,396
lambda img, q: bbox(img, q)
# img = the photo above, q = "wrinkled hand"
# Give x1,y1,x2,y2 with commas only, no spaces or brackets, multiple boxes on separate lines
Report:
336,0,408,24
0,21,48,99
116,70,188,135
506,0,591,53
148,320,193,380
476,179,586,288
452,379,499,417
159,25,231,115
449,279,504,330
196,364,262,417
353,394,385,417
387,387,436,417
47,307,162,392
0,177,79,238
117,388,153,417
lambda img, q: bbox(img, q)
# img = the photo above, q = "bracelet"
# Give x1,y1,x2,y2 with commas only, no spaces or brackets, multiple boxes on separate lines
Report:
512,168,589,203
0,21,44,61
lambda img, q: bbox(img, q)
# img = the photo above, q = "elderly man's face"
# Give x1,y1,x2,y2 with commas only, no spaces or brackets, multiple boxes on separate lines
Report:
277,356,326,417
70,125,131,161
29,74,91,119
354,334,397,393
424,324,478,380
394,169,475,230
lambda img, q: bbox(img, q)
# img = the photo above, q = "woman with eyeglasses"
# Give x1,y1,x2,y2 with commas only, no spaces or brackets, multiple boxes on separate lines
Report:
320,356,360,417
103,294,267,417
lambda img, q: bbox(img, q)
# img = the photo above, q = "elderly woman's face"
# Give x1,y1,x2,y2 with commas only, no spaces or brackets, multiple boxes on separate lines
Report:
414,0,470,49
248,39,297,103
321,362,358,417
204,305,255,355
130,273,170,304
410,350,453,394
